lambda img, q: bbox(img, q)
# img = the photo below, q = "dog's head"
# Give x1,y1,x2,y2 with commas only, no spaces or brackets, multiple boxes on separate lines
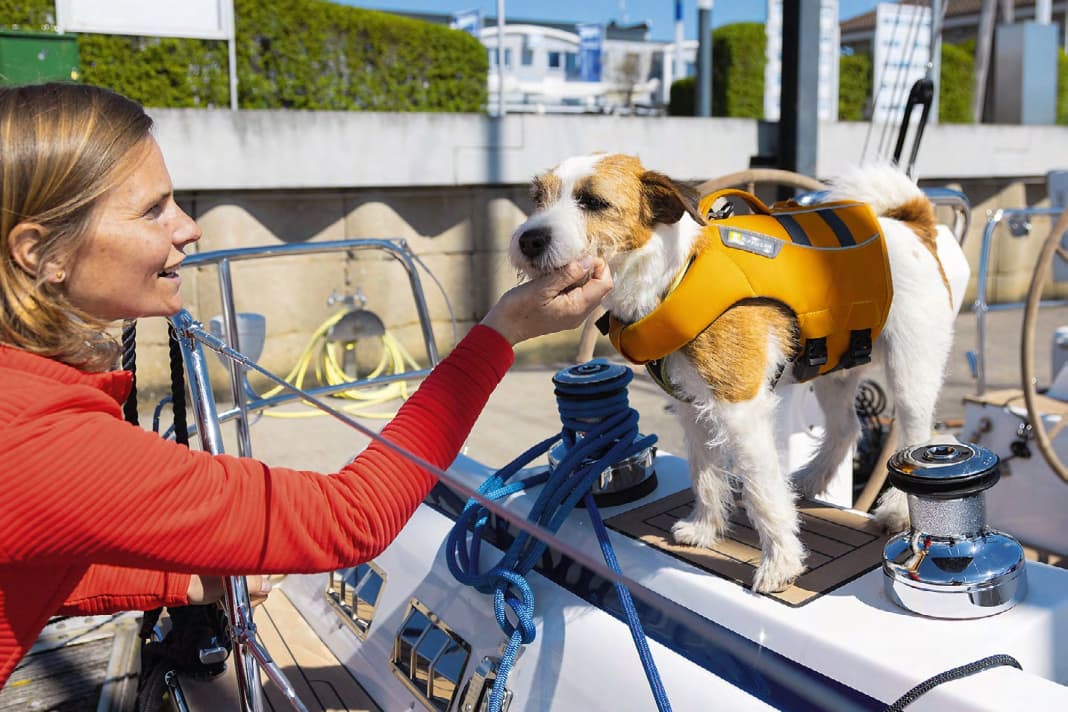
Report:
509,153,705,277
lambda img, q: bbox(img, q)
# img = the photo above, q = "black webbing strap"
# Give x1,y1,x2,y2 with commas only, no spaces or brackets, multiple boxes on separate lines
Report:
883,654,1022,711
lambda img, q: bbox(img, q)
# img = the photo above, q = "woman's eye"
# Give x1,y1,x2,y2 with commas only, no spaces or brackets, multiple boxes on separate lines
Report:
144,202,164,219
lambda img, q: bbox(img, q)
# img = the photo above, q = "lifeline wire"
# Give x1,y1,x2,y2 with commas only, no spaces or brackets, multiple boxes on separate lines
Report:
173,314,875,712
444,364,670,712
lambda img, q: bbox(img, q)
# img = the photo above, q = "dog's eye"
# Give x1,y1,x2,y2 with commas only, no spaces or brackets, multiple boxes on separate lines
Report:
577,192,609,211
530,185,546,207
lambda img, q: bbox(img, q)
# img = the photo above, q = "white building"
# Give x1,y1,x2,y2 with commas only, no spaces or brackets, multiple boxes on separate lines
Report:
479,20,697,113
394,10,697,114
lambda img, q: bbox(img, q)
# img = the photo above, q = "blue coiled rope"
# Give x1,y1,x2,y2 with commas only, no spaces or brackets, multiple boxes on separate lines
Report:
445,360,672,712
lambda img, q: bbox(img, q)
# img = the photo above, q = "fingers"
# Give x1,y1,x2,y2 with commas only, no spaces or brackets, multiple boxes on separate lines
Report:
578,258,612,301
478,257,613,345
247,574,274,608
555,257,612,309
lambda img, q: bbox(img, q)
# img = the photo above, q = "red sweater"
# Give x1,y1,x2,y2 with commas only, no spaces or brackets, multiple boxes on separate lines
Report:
0,325,513,689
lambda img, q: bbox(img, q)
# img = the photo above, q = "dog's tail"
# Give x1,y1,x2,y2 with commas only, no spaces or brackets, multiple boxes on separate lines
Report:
824,162,937,233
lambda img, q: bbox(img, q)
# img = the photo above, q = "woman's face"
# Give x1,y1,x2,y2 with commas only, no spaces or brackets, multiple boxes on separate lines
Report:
65,136,201,320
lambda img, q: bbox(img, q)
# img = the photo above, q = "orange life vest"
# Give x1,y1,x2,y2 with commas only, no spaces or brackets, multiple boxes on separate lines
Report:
600,189,893,386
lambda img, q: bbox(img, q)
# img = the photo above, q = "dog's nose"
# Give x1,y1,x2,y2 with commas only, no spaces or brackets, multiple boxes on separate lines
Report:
518,227,551,259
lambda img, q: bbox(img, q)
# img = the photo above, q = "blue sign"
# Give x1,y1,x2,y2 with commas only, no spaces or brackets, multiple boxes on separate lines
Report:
576,23,604,82
451,9,482,38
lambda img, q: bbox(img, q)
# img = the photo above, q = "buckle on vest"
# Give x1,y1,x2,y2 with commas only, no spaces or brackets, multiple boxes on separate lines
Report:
840,328,873,369
646,358,694,403
595,311,612,336
792,337,827,382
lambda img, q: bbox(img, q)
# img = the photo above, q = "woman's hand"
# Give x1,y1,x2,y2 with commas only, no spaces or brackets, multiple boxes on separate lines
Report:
187,574,274,607
480,256,613,345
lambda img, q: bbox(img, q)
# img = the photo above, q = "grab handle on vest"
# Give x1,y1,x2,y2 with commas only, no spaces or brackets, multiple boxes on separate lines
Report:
698,188,774,222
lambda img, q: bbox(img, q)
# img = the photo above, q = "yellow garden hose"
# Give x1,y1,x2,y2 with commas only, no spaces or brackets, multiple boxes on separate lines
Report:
255,309,422,420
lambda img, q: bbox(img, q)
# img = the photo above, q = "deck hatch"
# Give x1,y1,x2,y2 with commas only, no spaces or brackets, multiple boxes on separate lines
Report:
391,598,472,711
326,561,386,638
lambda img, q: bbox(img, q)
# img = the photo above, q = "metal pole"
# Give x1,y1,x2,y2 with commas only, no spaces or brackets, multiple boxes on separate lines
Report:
973,0,997,123
225,0,238,111
1037,0,1052,24
169,313,264,712
674,0,685,83
696,0,714,117
497,0,506,116
929,0,944,124
778,0,820,180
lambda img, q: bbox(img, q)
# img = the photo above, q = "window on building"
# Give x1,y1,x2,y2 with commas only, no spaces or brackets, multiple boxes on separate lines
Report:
522,47,534,65
488,48,513,68
565,52,580,80
548,51,561,68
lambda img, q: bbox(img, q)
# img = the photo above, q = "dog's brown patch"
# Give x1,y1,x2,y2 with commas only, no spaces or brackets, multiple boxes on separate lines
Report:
683,299,797,403
883,196,952,305
571,154,660,256
531,172,562,208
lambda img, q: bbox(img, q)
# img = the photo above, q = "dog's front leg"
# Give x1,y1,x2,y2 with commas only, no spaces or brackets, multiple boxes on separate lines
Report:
671,403,735,549
722,391,808,593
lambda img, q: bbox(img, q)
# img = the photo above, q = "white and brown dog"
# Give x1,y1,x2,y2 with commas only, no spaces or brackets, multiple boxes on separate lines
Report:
509,153,967,593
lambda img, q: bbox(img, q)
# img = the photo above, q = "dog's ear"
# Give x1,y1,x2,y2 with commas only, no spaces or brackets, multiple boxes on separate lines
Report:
640,171,707,227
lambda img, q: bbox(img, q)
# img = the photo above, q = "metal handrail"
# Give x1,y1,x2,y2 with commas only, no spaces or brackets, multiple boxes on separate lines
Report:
170,311,308,712
164,238,442,711
925,187,971,245
972,207,1068,393
180,238,440,435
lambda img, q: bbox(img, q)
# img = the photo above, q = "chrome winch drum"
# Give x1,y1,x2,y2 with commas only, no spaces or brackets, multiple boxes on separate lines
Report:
547,360,658,507
882,442,1028,619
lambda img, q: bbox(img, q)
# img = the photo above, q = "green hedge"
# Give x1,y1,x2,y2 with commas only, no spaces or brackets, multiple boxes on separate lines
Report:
0,0,52,27
1,0,487,111
711,23,765,118
939,42,974,124
838,53,871,121
1058,49,1068,124
668,76,696,117
236,0,485,111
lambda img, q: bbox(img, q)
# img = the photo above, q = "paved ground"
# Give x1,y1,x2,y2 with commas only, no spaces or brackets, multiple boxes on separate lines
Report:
189,303,1068,474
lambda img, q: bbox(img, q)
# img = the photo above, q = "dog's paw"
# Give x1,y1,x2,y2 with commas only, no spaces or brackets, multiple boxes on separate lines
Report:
752,548,807,594
872,487,910,534
671,517,724,549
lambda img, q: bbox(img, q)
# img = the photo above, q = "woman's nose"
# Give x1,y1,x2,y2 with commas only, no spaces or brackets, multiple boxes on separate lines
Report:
174,206,202,247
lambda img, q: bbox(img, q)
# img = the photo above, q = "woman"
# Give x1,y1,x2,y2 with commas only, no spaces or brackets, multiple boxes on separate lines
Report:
0,82,612,688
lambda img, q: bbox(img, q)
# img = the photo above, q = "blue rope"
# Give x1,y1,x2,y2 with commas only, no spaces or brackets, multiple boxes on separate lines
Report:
445,365,672,712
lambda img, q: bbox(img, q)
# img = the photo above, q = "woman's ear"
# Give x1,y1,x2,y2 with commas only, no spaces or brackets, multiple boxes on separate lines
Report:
8,222,62,282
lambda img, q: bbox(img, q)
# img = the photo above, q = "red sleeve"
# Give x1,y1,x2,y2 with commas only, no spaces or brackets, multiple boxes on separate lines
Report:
59,564,191,615
1,325,513,576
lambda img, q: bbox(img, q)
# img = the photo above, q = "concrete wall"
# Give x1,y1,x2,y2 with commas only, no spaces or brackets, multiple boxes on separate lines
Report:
131,109,1068,395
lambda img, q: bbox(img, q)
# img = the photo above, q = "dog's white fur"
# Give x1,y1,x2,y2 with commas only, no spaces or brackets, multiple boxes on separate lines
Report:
509,154,964,593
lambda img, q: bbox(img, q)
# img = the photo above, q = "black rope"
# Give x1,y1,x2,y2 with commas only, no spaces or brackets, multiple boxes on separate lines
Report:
883,654,1022,711
167,324,189,446
121,320,140,426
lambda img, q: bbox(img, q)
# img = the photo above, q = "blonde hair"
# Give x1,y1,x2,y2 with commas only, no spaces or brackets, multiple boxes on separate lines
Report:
0,83,153,371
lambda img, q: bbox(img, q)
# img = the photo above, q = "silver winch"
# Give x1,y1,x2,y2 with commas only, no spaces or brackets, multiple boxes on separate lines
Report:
882,442,1028,619
547,360,658,507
